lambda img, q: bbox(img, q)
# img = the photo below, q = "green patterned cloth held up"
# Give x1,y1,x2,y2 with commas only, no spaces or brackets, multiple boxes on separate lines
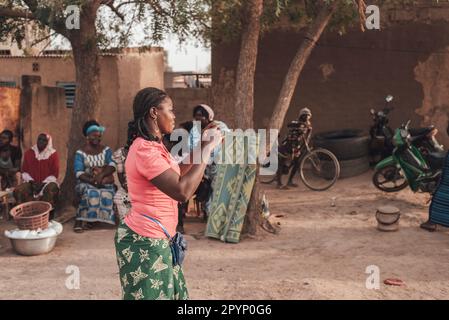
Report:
206,134,257,243
114,221,189,300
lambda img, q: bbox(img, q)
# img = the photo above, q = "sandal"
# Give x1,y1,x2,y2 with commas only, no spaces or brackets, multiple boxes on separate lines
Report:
384,278,405,286
420,221,437,232
83,222,94,230
73,220,84,233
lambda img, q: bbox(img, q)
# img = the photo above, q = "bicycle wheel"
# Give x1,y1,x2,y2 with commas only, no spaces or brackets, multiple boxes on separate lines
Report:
259,159,277,184
299,148,340,191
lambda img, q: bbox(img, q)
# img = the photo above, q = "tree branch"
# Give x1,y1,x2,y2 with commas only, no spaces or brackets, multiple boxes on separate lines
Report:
115,1,140,10
30,30,57,47
101,0,125,20
0,7,35,19
1,1,69,38
146,0,169,17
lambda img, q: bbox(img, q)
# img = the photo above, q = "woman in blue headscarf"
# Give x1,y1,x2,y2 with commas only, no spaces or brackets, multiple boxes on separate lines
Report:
73,120,116,233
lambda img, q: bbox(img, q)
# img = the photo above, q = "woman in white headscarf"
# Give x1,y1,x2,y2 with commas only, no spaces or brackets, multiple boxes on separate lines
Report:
14,133,60,216
189,104,230,219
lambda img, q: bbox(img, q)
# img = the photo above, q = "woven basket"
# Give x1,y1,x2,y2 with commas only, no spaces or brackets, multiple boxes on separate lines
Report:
10,201,52,231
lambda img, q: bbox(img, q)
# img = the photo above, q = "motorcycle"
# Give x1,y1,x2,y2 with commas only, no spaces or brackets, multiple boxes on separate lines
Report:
369,94,444,165
373,120,446,194
369,95,395,164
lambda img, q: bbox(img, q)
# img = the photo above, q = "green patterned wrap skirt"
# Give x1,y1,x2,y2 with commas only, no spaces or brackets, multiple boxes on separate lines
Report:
114,221,189,300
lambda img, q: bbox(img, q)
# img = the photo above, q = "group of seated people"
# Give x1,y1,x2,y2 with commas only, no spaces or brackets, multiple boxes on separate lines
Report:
0,103,226,234
0,123,129,229
0,130,60,218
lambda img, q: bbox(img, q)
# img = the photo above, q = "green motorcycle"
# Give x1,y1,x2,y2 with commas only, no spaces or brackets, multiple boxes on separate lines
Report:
373,120,445,194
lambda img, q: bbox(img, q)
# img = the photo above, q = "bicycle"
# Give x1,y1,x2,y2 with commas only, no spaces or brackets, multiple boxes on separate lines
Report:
260,134,340,191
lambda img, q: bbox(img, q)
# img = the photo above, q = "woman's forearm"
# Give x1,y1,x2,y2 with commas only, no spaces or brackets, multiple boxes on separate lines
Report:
179,163,194,176
101,165,115,177
177,162,208,200
79,173,94,184
152,146,213,202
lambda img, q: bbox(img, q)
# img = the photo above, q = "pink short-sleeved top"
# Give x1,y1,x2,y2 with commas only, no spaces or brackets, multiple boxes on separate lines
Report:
124,137,180,239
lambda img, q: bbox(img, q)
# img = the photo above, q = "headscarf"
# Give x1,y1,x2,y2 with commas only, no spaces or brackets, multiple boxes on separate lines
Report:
83,120,105,137
32,133,56,161
85,125,105,136
299,107,312,118
194,104,215,122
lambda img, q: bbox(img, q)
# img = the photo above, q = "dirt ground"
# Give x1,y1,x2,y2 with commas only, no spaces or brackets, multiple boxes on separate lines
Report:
1,170,449,300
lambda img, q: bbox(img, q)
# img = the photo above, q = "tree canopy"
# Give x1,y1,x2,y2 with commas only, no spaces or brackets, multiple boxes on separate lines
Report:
0,0,210,51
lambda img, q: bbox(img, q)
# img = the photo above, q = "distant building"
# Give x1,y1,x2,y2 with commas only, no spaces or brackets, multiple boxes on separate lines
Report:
0,23,50,56
165,71,211,89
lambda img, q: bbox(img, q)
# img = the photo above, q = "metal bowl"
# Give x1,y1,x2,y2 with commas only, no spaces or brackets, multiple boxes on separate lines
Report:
7,235,58,256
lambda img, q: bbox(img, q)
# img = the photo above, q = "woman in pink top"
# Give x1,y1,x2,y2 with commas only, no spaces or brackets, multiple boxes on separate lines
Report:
115,87,221,300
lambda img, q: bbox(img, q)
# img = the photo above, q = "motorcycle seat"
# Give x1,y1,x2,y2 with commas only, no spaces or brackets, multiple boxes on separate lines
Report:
409,126,435,137
429,151,447,160
428,151,447,170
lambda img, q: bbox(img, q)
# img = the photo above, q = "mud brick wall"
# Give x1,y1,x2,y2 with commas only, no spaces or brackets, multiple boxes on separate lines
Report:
166,88,213,127
212,4,449,147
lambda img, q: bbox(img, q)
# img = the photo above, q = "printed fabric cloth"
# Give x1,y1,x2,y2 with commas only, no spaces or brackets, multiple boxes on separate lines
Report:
115,220,189,300
74,147,116,224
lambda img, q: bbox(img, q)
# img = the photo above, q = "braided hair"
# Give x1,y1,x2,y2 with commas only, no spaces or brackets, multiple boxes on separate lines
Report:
126,87,168,150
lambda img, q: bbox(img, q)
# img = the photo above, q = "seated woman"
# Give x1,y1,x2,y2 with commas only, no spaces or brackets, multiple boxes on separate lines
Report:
14,133,59,214
113,146,131,221
0,129,22,190
0,130,22,168
0,145,19,190
73,121,116,233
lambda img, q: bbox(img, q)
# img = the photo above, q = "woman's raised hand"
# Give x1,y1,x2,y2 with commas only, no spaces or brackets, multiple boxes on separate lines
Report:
201,123,223,151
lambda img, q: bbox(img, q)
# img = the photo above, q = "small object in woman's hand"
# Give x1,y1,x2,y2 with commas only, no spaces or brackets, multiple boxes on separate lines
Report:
202,122,218,133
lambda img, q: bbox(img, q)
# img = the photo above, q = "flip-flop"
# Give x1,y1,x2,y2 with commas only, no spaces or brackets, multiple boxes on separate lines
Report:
384,278,405,286
420,221,437,232
73,221,84,233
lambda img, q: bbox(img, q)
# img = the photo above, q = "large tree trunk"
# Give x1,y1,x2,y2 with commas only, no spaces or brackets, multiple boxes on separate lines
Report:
244,1,338,235
59,4,101,209
232,0,264,235
234,0,263,130
268,1,338,134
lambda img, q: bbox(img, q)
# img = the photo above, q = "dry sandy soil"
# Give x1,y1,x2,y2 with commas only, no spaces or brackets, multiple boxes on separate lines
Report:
1,171,449,300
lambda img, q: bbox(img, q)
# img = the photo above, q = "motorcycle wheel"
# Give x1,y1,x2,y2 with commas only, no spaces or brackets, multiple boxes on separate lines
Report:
373,165,409,192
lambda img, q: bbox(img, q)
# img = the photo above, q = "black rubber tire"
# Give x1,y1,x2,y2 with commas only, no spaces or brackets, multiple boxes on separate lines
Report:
313,129,370,160
338,156,370,179
372,165,409,193
320,156,370,179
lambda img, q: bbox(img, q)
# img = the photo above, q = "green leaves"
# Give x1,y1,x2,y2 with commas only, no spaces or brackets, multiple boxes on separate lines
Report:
1,0,442,51
1,0,212,50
